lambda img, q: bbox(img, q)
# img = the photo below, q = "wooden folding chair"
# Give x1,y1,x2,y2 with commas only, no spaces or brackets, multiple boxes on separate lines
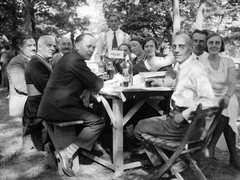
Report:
142,101,225,180
44,120,83,175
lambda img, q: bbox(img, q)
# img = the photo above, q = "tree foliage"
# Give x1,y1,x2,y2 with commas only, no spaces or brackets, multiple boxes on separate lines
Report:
0,0,89,50
102,0,173,44
0,0,240,57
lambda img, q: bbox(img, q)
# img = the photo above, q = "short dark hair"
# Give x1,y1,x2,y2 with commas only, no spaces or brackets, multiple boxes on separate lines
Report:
192,29,209,37
118,43,131,52
206,33,225,52
75,33,94,44
130,36,144,46
108,13,121,21
18,35,34,47
142,37,158,50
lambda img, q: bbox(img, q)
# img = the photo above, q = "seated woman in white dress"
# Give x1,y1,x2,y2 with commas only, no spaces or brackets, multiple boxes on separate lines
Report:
200,32,240,171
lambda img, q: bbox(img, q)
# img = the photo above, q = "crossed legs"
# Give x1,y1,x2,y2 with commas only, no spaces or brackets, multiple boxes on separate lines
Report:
55,113,105,176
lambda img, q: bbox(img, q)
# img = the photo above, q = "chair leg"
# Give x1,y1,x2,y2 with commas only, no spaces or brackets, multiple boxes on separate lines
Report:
141,140,164,166
152,146,184,180
44,122,80,175
184,153,207,180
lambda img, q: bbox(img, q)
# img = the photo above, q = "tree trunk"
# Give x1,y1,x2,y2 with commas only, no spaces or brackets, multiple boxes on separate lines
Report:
11,1,17,54
71,31,75,48
194,0,207,30
24,0,35,35
172,0,180,35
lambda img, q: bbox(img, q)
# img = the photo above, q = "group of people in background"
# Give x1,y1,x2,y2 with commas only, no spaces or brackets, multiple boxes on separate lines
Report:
1,11,240,177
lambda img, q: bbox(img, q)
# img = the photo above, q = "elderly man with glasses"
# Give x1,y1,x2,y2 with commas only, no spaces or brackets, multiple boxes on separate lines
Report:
134,32,215,166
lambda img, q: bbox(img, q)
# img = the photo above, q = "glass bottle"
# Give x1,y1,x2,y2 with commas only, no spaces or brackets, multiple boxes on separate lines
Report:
121,55,133,87
98,55,106,74
107,61,115,80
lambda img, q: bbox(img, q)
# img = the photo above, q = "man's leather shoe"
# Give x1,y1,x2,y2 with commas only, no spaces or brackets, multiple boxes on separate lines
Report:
55,150,75,177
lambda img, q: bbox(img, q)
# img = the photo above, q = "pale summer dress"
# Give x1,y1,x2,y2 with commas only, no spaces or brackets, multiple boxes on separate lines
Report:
200,56,239,137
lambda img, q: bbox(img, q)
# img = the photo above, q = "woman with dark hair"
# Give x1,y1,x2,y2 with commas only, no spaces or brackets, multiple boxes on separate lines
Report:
199,33,240,171
133,37,175,75
130,36,146,65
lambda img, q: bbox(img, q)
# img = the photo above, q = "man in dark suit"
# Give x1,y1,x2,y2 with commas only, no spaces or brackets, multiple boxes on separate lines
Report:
24,35,56,151
38,33,105,176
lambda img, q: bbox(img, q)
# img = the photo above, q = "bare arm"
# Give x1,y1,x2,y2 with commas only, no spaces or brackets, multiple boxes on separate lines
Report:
151,55,175,71
222,66,237,108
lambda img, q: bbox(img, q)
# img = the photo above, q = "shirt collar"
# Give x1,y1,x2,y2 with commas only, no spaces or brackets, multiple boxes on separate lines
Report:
178,55,196,70
36,53,50,63
144,60,151,71
192,51,207,59
109,29,120,34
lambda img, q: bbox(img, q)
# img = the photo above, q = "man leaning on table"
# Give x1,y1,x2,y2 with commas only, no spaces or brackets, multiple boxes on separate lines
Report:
134,32,216,166
38,33,105,177
94,12,130,63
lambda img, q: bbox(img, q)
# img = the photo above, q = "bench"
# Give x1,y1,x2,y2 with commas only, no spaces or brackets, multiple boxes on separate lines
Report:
44,120,84,175
142,101,225,180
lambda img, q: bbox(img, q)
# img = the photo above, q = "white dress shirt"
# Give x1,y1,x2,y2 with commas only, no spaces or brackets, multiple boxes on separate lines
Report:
94,29,130,62
171,55,215,120
192,51,209,61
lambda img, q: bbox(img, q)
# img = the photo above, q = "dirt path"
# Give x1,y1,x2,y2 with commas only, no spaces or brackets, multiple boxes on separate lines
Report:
1,87,240,180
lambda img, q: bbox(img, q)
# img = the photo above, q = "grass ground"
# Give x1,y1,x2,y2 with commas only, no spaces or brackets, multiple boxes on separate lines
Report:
1,85,240,180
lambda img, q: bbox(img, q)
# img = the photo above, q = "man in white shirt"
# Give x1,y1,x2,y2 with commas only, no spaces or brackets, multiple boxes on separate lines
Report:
134,32,215,165
94,13,130,63
192,29,209,61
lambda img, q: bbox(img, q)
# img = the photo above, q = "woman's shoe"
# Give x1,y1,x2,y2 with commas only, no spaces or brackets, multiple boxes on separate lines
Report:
55,150,75,177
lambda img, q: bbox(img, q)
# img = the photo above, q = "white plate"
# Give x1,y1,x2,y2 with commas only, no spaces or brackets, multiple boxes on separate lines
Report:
123,86,173,91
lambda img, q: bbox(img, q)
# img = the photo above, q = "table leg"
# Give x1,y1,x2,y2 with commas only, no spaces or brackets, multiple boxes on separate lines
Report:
112,99,124,176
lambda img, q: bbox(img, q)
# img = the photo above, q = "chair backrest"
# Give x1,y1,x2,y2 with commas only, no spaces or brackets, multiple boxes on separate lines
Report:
181,100,225,151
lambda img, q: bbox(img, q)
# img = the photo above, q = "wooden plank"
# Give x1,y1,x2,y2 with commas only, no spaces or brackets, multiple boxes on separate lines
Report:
112,99,124,176
123,98,147,126
81,150,115,170
100,95,117,128
52,120,83,127
154,146,184,180
121,160,152,170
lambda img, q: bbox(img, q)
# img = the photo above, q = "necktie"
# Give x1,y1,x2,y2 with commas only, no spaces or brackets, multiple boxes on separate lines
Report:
112,31,118,50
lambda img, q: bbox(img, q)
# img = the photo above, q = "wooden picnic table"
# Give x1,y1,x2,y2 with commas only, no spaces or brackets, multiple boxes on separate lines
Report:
82,85,174,176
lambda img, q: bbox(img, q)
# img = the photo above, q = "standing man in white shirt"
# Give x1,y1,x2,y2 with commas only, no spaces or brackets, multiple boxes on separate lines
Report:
192,29,209,61
94,13,130,63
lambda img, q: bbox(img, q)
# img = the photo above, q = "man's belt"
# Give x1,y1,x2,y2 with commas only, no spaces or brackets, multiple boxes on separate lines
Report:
27,84,42,96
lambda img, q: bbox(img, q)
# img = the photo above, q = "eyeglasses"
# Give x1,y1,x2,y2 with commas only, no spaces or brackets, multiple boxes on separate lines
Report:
109,20,119,23
171,44,186,50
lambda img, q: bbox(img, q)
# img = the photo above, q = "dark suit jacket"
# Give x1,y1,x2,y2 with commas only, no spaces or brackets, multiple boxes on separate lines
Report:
24,54,52,121
38,50,103,121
